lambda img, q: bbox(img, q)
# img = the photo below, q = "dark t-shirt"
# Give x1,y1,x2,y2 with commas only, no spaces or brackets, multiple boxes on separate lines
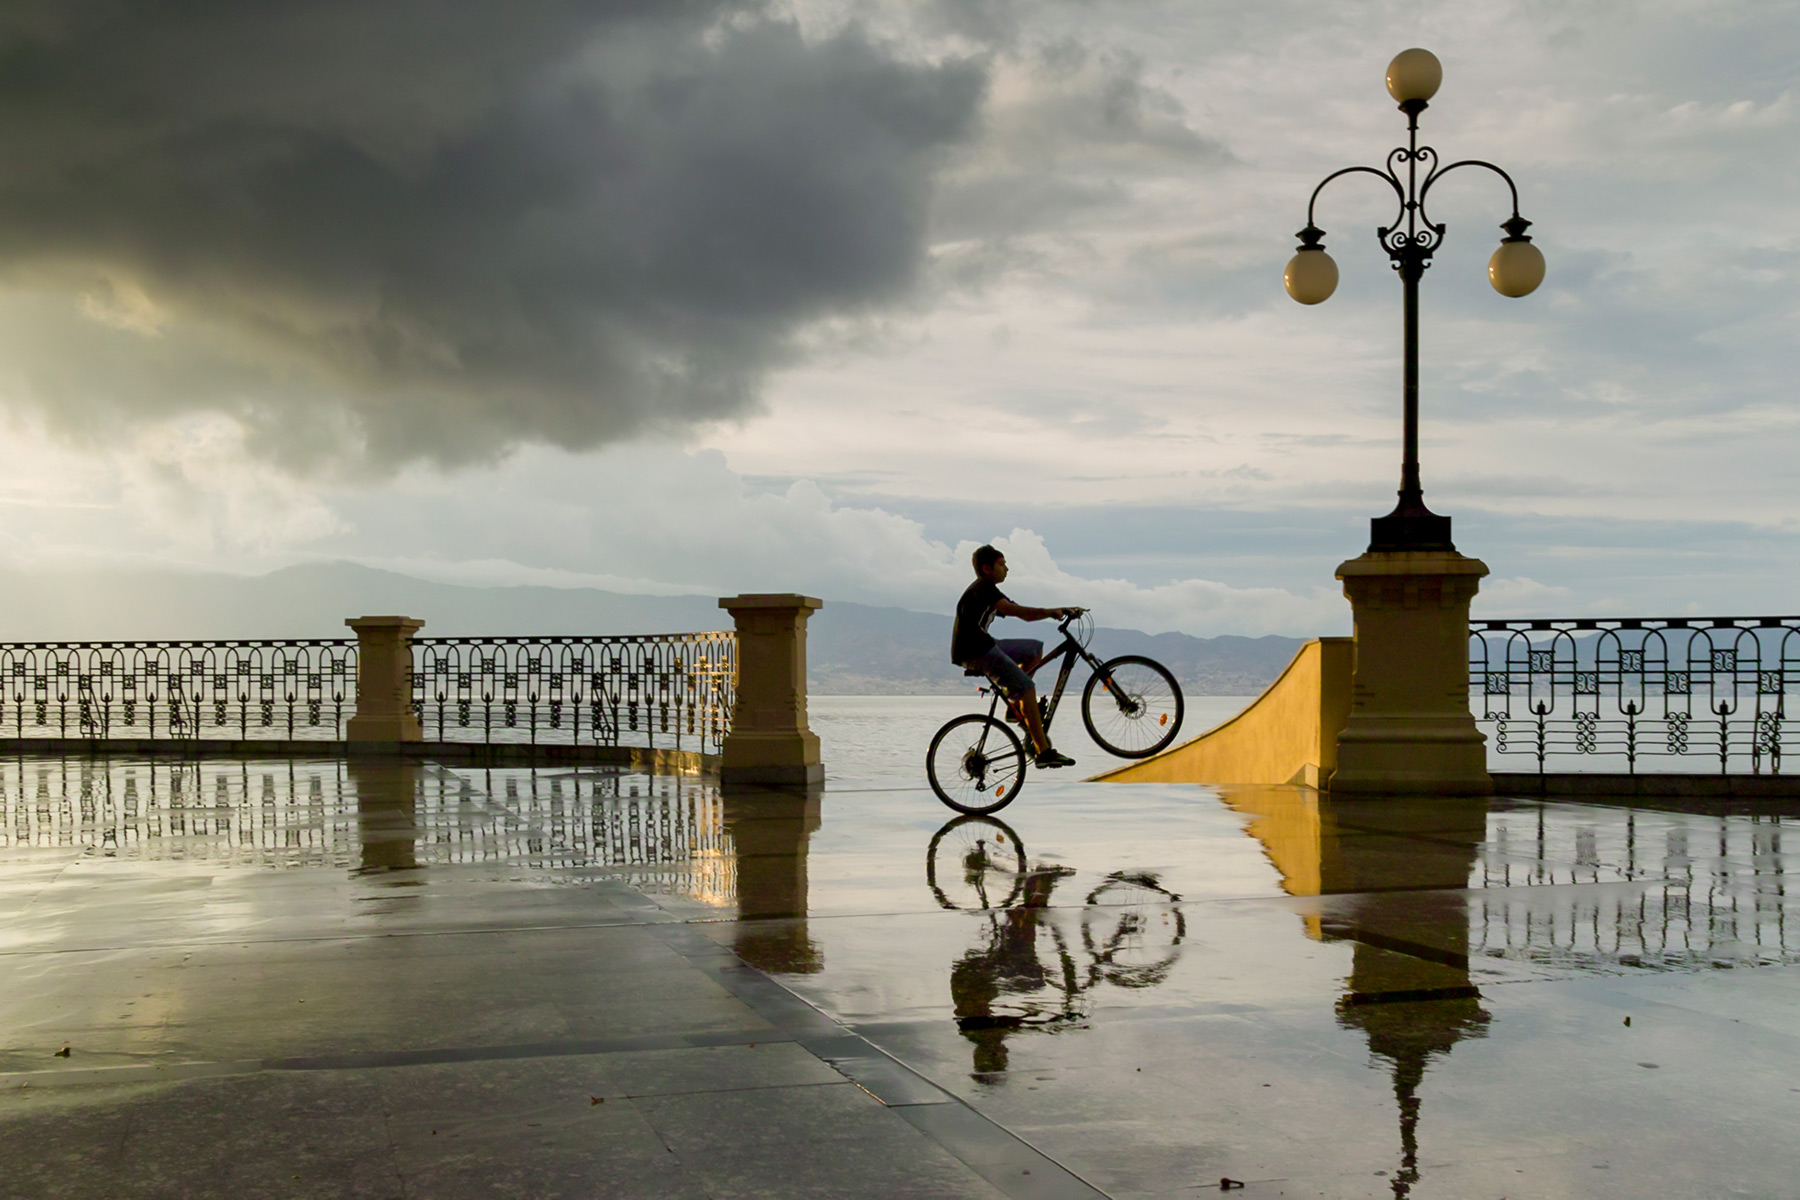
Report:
951,578,1008,664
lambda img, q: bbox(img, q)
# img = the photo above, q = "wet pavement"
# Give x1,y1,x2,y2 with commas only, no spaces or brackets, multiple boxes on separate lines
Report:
1,696,1797,1198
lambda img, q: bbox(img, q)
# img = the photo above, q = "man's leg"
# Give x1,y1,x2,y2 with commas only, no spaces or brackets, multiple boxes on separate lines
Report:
973,646,1069,764
997,639,1046,676
995,640,1044,727
1017,683,1050,755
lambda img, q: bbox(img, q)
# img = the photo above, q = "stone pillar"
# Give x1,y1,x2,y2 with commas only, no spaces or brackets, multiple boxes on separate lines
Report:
346,615,425,743
718,594,823,786
1331,552,1490,796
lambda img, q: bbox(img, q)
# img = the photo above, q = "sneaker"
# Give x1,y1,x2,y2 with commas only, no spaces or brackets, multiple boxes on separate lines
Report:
1033,748,1077,769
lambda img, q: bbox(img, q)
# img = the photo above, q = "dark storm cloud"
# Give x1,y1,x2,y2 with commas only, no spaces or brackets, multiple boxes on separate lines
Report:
0,1,985,466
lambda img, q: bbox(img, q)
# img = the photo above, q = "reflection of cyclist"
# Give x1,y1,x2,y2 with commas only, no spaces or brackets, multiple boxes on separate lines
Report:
931,821,1189,1084
949,865,1079,1080
951,544,1080,769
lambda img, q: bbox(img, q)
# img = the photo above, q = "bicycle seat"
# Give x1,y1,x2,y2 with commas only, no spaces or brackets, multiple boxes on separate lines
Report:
961,668,985,677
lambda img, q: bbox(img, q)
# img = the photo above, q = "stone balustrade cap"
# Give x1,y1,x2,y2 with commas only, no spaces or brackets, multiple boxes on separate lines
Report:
1336,551,1488,579
345,615,428,630
718,594,824,610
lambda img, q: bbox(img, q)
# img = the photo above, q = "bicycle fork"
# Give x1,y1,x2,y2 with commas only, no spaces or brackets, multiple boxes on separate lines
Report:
1085,654,1141,717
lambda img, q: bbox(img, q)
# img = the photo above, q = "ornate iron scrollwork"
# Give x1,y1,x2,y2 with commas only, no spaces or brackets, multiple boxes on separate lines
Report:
0,630,740,757
410,632,737,756
1470,616,1799,775
0,640,359,741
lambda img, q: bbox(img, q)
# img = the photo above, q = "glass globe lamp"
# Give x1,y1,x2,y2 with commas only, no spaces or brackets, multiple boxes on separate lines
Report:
1385,48,1442,104
1284,227,1339,304
1488,217,1546,297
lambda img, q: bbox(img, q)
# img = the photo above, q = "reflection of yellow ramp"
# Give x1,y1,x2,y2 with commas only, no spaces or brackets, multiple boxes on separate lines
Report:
1091,638,1353,788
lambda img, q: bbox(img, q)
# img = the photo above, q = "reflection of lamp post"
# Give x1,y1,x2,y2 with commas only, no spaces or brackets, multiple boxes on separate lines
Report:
1285,48,1545,552
1221,786,1492,1199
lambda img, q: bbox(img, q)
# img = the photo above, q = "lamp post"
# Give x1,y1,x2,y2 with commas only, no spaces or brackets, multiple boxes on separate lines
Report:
1285,48,1545,552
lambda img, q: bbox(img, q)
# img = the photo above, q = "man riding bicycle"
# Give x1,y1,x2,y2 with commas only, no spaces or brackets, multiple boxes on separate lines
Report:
951,545,1081,769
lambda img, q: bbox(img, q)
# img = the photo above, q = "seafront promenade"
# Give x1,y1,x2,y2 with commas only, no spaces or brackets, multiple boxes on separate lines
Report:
2,698,1795,1199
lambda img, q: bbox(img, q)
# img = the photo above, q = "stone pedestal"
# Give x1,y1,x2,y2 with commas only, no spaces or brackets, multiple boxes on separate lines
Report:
1331,552,1490,796
718,595,823,786
346,615,425,743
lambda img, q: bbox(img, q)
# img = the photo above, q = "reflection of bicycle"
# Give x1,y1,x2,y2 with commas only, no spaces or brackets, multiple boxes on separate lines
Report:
928,816,1187,1080
926,611,1184,815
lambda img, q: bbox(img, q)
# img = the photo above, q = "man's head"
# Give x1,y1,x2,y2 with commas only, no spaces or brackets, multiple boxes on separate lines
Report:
972,544,1008,582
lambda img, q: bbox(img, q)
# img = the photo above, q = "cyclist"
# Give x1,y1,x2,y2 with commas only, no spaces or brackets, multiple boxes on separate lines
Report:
951,545,1081,769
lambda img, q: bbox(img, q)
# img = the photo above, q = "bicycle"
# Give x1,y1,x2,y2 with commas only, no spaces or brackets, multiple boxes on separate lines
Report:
925,611,1184,815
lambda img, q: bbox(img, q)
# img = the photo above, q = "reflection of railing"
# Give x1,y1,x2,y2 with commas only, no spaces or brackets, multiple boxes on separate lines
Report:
0,640,358,741
1471,617,1800,773
1473,806,1796,967
0,759,730,893
410,633,736,756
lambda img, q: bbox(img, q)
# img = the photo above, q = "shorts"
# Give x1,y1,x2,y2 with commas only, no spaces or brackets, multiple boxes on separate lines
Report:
963,639,1043,701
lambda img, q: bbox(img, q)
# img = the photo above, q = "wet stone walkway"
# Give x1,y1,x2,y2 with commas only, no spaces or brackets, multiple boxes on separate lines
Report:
1,696,1798,1198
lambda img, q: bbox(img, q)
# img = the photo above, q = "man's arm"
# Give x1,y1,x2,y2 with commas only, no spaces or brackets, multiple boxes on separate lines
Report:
994,599,1082,622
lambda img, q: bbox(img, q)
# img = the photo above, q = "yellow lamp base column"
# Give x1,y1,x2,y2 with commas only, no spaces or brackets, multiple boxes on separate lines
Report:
1331,551,1491,797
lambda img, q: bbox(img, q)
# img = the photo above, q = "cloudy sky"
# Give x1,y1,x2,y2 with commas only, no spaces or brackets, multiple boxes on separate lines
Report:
0,0,1793,635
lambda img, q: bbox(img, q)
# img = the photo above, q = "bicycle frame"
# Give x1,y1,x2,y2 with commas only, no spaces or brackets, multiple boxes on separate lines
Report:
977,614,1111,734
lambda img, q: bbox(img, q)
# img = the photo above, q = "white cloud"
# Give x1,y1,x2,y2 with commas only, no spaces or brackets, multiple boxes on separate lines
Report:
982,529,1342,635
1473,575,1576,617
0,417,1344,635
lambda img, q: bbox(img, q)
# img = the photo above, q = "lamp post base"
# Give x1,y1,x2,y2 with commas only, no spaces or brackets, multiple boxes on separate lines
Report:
1368,510,1454,553
1330,550,1491,797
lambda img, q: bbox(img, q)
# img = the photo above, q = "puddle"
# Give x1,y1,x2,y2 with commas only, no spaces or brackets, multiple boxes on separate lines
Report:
1,698,1796,1197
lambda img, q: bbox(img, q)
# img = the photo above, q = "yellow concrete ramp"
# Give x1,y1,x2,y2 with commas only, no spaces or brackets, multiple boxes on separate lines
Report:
1091,637,1353,788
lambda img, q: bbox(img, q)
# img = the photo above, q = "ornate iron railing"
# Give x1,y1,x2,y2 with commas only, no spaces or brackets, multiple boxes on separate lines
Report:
0,630,738,754
0,640,358,740
1471,617,1800,773
410,633,736,756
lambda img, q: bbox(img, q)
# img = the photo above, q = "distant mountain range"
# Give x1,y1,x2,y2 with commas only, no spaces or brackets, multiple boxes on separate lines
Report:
0,562,1303,697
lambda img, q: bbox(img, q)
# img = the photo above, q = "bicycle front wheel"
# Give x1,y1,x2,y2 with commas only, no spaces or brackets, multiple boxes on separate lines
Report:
927,715,1028,815
1082,872,1187,988
1082,655,1184,758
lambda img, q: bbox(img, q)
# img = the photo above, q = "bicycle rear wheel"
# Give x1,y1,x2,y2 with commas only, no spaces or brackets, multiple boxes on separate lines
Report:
927,714,1028,815
1082,655,1184,758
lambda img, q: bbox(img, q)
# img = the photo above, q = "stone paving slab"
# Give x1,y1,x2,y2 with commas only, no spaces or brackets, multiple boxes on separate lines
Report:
0,853,1103,1199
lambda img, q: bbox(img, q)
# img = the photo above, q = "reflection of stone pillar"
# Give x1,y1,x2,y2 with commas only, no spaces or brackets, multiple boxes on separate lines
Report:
346,616,426,743
719,784,822,973
348,759,421,874
718,595,823,786
1333,552,1490,796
